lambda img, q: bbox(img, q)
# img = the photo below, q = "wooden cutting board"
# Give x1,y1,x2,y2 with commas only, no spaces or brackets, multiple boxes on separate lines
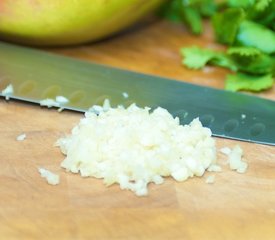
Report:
0,20,275,240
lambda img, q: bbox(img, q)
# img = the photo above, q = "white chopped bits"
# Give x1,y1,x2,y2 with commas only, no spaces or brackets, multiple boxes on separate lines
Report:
1,84,14,100
16,133,26,141
40,95,69,109
57,103,217,196
220,147,232,155
205,175,215,184
236,161,248,174
88,99,111,114
122,92,129,98
56,96,69,105
207,164,222,172
38,168,60,185
88,105,104,114
102,98,111,111
171,167,189,182
220,146,248,173
40,98,60,108
228,145,248,173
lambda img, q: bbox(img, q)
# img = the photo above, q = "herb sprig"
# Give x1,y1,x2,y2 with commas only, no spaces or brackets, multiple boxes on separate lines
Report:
161,0,275,92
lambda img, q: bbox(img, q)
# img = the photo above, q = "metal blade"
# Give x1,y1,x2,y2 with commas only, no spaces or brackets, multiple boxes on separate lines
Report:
0,41,274,145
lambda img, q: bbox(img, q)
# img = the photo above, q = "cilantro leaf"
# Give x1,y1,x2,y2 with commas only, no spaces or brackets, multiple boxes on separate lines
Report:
180,47,215,69
231,52,275,75
227,0,255,8
198,0,217,17
227,47,275,74
180,46,238,71
159,0,218,34
210,54,238,71
255,0,272,11
157,0,182,22
246,0,275,29
212,8,245,45
180,6,202,35
181,45,275,75
225,73,274,92
236,20,275,53
227,46,261,57
257,11,275,29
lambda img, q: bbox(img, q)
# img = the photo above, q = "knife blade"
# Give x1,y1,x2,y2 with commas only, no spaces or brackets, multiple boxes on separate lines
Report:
0,41,274,145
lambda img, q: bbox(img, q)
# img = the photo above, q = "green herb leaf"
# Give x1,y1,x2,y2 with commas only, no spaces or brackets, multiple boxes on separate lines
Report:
257,11,275,29
227,46,261,57
180,46,238,71
180,6,202,35
227,0,254,8
255,0,272,11
198,0,217,17
246,0,275,29
157,0,182,22
159,0,218,34
210,53,238,71
227,47,275,74
225,73,274,92
180,47,215,69
232,53,275,75
212,8,245,45
236,20,275,54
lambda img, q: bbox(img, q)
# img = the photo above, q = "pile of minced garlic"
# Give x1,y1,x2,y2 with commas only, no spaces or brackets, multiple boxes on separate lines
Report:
56,103,218,196
0,84,248,195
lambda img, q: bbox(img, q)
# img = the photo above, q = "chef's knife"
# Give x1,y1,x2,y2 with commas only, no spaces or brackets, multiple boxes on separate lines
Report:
0,41,274,145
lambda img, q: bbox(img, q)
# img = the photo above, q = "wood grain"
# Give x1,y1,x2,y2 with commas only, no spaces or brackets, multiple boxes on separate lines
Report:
0,20,275,240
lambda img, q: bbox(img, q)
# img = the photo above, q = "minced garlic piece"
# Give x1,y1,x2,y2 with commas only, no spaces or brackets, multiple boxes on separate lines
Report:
228,145,248,173
1,84,14,100
205,175,215,184
38,168,60,185
16,133,26,141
